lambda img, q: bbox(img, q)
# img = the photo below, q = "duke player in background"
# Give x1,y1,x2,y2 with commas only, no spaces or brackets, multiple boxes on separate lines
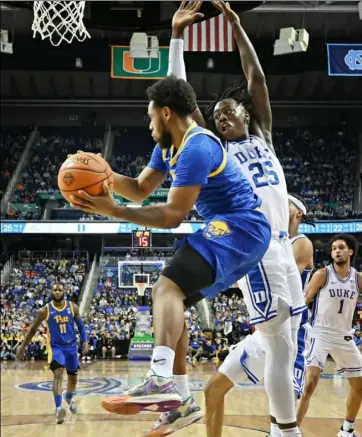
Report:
162,2,305,436
203,195,314,437
16,282,88,424
288,194,314,402
71,75,271,416
297,234,362,437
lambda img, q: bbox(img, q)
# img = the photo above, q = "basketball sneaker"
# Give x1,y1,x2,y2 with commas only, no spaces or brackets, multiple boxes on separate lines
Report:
63,391,77,414
101,369,182,415
143,396,203,437
337,430,360,437
55,406,66,424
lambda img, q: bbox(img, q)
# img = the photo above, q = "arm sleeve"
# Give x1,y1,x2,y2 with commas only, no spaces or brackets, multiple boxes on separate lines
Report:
172,135,214,187
167,39,187,81
147,145,168,173
75,316,88,343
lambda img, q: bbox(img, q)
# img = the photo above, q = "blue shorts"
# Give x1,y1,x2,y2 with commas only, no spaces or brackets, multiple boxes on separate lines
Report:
48,343,79,373
293,309,310,398
186,209,271,300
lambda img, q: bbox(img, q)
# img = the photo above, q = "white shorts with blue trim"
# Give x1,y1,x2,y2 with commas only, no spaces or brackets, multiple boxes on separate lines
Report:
218,331,265,386
306,334,362,378
239,236,306,326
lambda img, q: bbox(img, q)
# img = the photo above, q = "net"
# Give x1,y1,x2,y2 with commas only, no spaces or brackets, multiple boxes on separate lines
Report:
135,282,147,298
32,1,91,46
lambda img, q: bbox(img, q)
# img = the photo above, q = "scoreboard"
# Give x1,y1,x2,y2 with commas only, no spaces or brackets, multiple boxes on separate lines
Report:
132,230,152,248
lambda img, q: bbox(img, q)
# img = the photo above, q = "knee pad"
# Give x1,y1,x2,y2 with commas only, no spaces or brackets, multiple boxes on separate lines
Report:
67,367,79,376
50,360,65,372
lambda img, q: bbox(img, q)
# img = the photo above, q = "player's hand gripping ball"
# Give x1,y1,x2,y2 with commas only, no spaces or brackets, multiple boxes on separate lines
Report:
58,152,114,204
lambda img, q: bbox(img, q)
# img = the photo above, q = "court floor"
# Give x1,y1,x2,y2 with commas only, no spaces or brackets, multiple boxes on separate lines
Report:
1,359,361,437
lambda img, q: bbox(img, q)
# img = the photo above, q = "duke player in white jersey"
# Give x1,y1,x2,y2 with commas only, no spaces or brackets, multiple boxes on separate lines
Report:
204,194,314,437
288,194,314,401
203,2,305,435
297,234,362,437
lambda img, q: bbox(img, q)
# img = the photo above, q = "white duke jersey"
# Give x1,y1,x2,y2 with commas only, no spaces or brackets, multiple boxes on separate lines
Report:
225,135,289,232
290,234,313,296
311,265,359,340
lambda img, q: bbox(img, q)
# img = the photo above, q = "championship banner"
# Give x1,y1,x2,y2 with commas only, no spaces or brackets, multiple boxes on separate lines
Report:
111,46,169,79
327,44,362,76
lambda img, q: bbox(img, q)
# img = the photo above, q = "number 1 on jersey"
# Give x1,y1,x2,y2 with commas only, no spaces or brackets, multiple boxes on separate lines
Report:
338,300,344,314
60,323,67,334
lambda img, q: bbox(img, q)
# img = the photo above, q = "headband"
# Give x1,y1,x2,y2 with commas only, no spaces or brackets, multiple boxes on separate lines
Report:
288,195,307,215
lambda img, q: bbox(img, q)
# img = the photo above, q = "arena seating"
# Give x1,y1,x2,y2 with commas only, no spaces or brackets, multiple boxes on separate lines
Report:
1,128,103,219
2,125,361,220
213,292,252,345
276,127,359,219
1,128,28,199
83,264,204,359
11,128,103,201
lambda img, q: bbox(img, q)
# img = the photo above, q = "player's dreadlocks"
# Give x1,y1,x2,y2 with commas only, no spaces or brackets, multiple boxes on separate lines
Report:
204,80,253,133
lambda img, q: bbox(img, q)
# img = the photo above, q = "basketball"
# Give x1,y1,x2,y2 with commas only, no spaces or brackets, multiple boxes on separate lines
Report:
57,152,114,203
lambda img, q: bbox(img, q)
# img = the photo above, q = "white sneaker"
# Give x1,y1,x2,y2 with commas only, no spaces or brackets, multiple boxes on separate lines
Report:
56,406,66,424
337,430,360,437
62,391,77,414
144,396,203,436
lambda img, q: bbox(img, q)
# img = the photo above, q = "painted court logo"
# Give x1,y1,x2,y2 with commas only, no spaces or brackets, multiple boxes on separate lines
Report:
16,377,261,396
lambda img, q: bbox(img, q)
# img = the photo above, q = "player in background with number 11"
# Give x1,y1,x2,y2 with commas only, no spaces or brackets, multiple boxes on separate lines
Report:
16,282,89,425
297,234,362,437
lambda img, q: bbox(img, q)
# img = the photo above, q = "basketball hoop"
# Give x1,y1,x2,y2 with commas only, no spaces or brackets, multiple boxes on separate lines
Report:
32,1,91,46
136,282,147,298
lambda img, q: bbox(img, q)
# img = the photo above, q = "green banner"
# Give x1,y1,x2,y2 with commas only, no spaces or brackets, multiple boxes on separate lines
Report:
38,189,169,205
150,189,168,198
111,46,169,80
8,203,39,213
38,194,63,201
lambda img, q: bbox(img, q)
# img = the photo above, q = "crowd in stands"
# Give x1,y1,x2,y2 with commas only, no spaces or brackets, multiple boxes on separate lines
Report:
1,128,27,199
1,248,360,362
1,125,361,220
1,256,86,361
276,127,360,220
86,277,137,335
213,292,252,342
12,131,103,202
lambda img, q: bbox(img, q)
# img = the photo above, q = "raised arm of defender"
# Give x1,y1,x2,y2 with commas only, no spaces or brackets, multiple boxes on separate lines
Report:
212,1,273,149
168,1,205,127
